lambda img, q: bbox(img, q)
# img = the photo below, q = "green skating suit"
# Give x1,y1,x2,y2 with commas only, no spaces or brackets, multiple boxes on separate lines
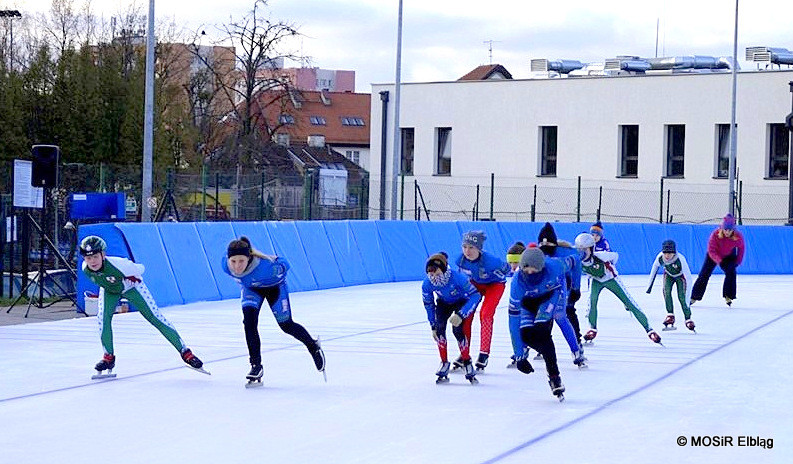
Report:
647,252,692,319
581,250,652,333
82,256,186,355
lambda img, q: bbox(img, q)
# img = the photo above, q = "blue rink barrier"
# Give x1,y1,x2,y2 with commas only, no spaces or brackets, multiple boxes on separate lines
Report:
77,221,793,310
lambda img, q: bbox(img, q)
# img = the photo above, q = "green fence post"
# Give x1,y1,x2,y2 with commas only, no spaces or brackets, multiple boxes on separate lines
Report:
399,172,405,220
576,176,581,223
531,185,537,222
489,172,495,221
201,163,207,222
659,177,664,223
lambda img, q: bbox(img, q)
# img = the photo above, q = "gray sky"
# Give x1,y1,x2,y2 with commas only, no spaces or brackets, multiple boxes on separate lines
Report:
12,0,793,92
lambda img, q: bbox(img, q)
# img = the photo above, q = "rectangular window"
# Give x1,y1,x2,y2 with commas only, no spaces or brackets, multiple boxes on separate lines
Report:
768,123,789,178
435,127,452,175
400,128,415,175
341,117,366,126
619,125,639,177
279,114,295,125
540,126,557,176
665,124,685,177
345,150,360,165
310,116,326,125
715,124,732,178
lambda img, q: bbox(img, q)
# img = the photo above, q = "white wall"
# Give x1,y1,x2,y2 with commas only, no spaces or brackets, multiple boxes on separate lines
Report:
369,70,793,223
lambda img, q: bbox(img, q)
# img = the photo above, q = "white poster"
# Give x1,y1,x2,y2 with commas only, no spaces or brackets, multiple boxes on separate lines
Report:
13,159,44,208
318,168,348,206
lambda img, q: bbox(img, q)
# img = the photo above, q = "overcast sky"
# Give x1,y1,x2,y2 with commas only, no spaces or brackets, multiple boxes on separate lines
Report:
11,0,793,92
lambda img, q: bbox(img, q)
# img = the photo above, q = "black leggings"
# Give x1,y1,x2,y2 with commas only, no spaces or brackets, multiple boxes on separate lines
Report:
520,321,559,378
691,255,737,300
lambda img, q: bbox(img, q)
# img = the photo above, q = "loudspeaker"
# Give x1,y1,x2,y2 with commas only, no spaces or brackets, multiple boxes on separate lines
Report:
31,145,60,188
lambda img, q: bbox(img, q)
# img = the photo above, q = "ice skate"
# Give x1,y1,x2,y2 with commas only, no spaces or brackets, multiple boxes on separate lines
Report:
181,348,210,375
689,298,698,306
506,355,518,369
583,329,597,345
662,314,676,331
310,338,327,382
647,330,663,345
475,353,489,371
549,375,565,402
685,319,696,332
451,355,464,372
245,364,264,388
462,359,478,385
435,361,451,384
725,297,733,307
572,349,588,369
91,353,117,380
533,351,544,360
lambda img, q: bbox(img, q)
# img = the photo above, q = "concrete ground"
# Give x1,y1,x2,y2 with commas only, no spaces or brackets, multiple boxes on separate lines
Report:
0,299,85,326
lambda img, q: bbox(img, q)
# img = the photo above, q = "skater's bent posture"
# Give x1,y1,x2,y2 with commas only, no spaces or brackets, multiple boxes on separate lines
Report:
508,248,575,400
422,252,481,383
690,214,745,307
80,235,204,374
647,240,695,331
222,236,325,383
574,233,661,345
454,230,510,371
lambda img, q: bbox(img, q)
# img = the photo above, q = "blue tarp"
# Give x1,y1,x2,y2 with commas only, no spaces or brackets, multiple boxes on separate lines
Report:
348,221,391,283
376,221,428,281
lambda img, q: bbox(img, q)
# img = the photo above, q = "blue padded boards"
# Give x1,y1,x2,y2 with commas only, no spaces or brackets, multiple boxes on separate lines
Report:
294,221,344,289
455,221,506,257
603,223,649,275
496,222,536,250
348,221,391,283
76,223,131,311
376,221,428,281
266,221,318,292
115,223,183,307
323,220,370,285
157,222,221,303
418,221,461,261
231,222,275,254
195,222,240,299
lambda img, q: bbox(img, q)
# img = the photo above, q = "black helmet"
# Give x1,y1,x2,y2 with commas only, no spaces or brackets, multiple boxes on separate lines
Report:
662,240,676,254
80,236,107,256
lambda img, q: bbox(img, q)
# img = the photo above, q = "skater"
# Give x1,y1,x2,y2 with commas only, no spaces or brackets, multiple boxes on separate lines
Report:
690,214,745,307
508,248,577,400
221,236,325,386
574,233,661,345
590,221,612,252
455,230,510,371
422,252,482,384
506,241,526,274
537,223,586,365
79,235,205,377
647,240,696,331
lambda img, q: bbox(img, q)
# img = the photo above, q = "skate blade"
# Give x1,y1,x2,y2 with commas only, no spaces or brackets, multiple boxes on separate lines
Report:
466,377,479,385
435,376,450,384
555,394,565,402
506,363,517,369
321,369,327,383
245,381,264,389
91,373,117,380
475,366,486,372
187,366,211,375
576,363,589,370
662,326,677,331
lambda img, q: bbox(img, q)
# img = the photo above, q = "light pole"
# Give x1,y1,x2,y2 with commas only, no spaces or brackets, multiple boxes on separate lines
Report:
390,0,403,220
141,0,155,222
727,0,739,216
0,9,22,73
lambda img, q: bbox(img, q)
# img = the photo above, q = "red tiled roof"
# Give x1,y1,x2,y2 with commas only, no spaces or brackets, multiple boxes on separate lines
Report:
457,64,513,81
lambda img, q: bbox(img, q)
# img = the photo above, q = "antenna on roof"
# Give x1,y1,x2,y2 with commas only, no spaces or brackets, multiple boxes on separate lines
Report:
483,39,502,64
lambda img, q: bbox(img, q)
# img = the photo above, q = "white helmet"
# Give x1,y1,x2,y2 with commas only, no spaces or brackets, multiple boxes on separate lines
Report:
574,232,595,250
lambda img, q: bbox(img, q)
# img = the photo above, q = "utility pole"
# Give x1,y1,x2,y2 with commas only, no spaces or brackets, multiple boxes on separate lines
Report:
141,0,155,222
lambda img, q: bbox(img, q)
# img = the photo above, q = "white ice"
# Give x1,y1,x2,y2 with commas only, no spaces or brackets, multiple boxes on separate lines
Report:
1,275,790,464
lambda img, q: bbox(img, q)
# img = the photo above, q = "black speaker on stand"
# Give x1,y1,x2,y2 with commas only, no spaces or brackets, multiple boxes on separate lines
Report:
7,145,79,317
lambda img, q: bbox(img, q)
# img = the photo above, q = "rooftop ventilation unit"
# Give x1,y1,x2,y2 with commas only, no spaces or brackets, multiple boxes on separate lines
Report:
746,46,793,65
530,59,584,74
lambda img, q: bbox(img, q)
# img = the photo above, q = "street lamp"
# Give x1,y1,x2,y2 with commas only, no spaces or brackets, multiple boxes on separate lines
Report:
0,9,22,73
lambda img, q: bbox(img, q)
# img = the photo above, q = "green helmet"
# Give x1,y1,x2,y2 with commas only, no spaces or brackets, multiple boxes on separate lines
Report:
79,235,107,256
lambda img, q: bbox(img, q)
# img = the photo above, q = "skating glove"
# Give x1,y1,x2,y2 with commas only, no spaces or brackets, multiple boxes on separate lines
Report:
449,312,463,327
569,289,581,304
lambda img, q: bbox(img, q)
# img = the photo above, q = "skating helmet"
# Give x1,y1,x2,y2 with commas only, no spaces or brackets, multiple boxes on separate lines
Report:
79,235,107,256
662,240,676,253
574,232,595,250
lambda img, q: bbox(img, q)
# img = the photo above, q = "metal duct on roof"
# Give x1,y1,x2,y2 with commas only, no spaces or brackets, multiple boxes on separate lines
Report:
647,55,729,70
547,60,584,73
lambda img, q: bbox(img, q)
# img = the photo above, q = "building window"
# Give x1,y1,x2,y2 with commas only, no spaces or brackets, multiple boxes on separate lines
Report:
540,126,557,176
275,133,290,146
665,124,685,177
345,150,360,165
310,116,326,125
401,128,414,175
279,114,295,125
435,127,452,175
341,117,366,126
715,124,733,178
768,123,789,179
619,125,639,177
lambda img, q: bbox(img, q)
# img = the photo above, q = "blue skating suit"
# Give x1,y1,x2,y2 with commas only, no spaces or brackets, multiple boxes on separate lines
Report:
421,270,481,324
508,256,577,358
221,255,293,322
555,246,582,294
454,251,510,284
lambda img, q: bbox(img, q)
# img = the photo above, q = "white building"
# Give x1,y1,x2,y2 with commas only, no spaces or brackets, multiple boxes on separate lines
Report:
369,64,793,224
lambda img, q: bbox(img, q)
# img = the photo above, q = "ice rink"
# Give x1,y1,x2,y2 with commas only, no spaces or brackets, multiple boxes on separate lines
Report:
1,274,790,464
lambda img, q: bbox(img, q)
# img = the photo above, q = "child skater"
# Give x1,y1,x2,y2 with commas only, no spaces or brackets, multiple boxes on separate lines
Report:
574,233,662,345
647,240,695,332
221,236,325,386
590,221,611,252
455,230,510,371
422,252,482,384
79,235,205,378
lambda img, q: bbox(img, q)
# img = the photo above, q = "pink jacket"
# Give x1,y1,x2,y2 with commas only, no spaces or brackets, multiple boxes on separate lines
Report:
707,228,745,265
